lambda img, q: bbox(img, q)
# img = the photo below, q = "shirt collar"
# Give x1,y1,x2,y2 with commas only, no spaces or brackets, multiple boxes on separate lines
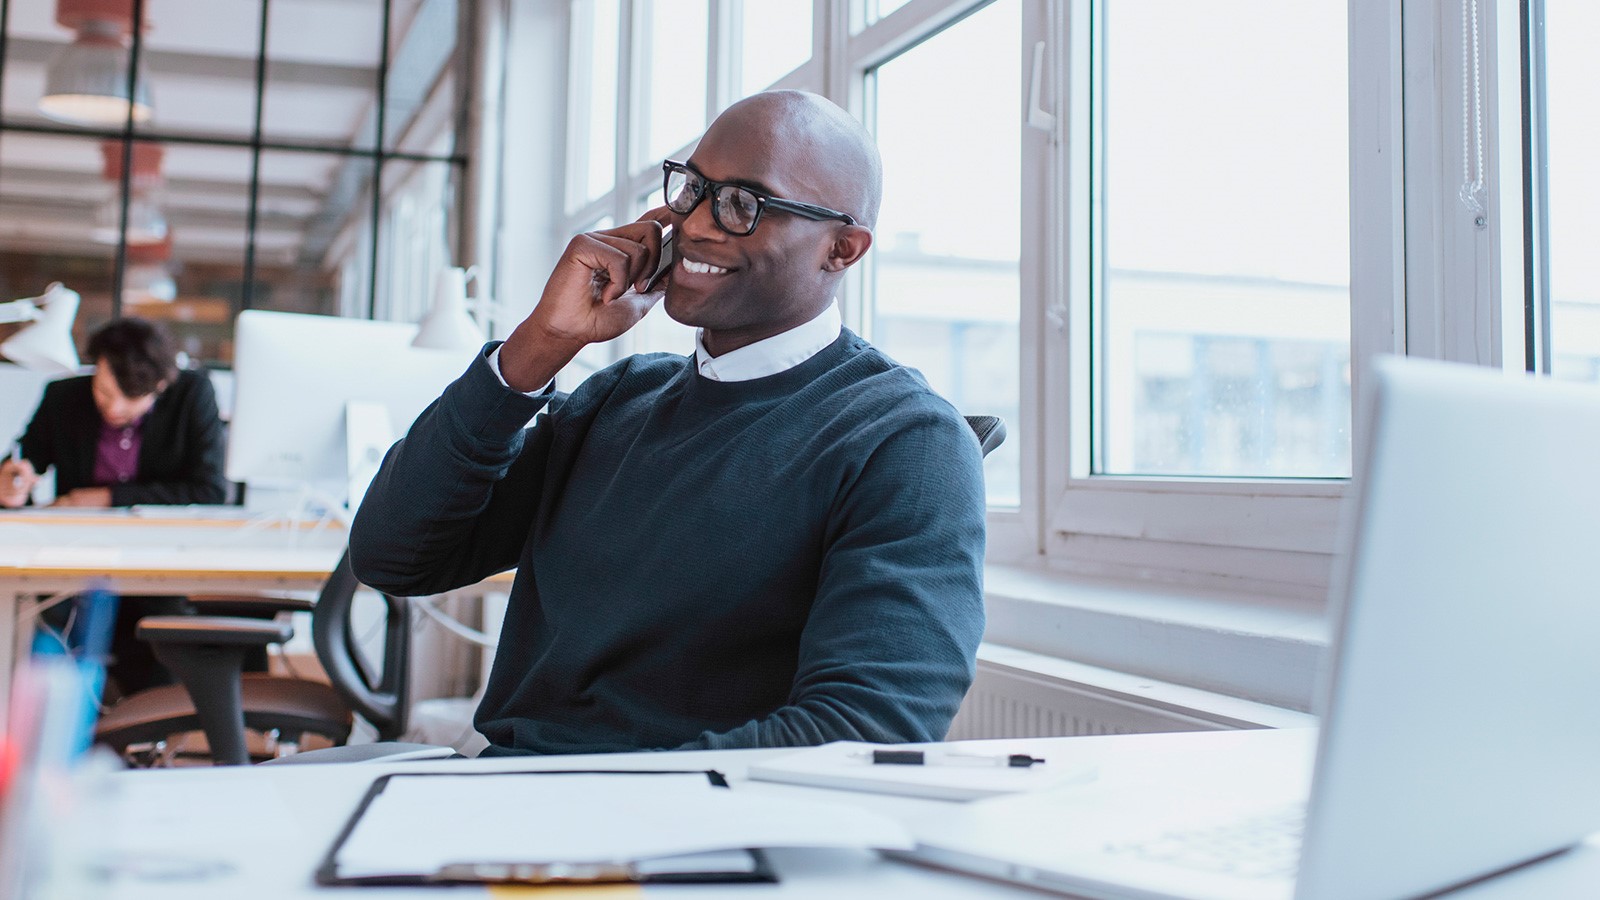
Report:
694,302,842,383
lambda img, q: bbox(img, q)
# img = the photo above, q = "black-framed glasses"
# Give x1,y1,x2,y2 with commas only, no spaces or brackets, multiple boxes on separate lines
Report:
662,159,855,236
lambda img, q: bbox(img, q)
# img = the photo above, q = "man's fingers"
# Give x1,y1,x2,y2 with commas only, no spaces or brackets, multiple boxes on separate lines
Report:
559,233,638,305
588,232,655,297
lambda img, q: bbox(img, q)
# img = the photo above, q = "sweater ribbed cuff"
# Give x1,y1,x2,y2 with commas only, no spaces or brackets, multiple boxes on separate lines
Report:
448,342,556,440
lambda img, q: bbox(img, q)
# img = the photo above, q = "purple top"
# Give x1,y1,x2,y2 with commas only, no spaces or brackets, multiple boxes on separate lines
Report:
92,416,146,487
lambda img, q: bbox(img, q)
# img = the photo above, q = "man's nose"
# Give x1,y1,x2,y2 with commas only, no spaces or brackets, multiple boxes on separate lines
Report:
678,193,724,242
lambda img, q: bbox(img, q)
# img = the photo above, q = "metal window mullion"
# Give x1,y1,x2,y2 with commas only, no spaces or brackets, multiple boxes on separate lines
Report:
608,0,638,362
242,0,272,311
0,0,11,217
616,0,637,211
1083,0,1103,478
111,0,150,320
1522,0,1550,373
710,0,736,110
0,0,11,133
367,0,395,320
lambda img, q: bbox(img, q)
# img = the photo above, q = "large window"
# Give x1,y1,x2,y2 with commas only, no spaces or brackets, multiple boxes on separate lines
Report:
1094,2,1350,478
0,0,469,365
868,0,1022,505
1531,1,1600,382
550,0,1558,597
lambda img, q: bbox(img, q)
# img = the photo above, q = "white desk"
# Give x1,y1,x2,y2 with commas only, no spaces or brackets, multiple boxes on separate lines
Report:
0,510,513,728
81,730,1600,898
0,511,349,727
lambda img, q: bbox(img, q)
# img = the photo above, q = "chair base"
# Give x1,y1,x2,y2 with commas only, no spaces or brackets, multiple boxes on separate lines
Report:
95,673,353,762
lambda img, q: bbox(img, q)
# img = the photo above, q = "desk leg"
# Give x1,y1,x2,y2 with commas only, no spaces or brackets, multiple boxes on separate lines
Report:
1,589,28,729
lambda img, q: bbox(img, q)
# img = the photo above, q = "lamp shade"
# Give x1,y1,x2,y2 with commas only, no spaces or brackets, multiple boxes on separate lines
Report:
0,283,82,374
38,19,153,126
412,267,486,352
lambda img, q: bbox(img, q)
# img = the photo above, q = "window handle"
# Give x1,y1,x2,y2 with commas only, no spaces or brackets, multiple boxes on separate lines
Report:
1027,41,1056,134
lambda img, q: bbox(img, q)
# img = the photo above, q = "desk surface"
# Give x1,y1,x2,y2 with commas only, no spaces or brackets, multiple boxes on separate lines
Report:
0,509,513,728
84,730,1600,899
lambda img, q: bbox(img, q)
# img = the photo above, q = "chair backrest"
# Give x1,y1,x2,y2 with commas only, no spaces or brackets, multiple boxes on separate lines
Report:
964,415,1006,458
310,550,410,741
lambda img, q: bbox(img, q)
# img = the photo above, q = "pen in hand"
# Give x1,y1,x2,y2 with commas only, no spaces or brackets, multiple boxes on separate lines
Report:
859,749,1047,768
4,444,21,489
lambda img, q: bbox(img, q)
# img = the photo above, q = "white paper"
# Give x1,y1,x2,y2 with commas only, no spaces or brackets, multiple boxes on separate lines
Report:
331,772,912,879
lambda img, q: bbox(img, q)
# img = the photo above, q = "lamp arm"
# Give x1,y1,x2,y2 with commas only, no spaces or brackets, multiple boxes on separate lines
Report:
0,299,40,325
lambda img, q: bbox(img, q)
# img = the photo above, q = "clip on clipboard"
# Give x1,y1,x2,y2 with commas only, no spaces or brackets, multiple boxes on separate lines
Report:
316,770,776,887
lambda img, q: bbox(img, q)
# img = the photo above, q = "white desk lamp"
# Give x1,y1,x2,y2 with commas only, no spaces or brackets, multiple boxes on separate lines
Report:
412,266,523,354
0,282,81,374
411,267,486,352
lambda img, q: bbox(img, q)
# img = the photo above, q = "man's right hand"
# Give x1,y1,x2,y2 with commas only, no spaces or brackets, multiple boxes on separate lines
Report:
0,457,38,508
497,212,673,392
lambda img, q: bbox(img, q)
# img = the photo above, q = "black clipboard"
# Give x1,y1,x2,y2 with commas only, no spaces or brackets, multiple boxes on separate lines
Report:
314,769,777,887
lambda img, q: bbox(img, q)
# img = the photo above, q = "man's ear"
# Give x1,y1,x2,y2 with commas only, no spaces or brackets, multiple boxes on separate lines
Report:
822,225,873,273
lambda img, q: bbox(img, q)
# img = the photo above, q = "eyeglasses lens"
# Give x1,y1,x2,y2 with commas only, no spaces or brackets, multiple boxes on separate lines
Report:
665,167,698,213
712,186,760,234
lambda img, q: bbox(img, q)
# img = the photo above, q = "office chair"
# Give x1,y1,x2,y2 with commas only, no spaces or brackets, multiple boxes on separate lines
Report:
255,414,1010,766
97,416,1007,767
963,415,1006,458
93,549,417,766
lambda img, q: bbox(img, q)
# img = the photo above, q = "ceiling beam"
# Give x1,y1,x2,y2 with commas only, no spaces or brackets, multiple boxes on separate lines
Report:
6,37,376,90
0,165,323,203
0,195,310,232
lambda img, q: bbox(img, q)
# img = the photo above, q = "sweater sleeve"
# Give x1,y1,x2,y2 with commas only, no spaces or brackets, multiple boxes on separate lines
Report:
674,406,987,750
348,344,558,597
110,372,229,506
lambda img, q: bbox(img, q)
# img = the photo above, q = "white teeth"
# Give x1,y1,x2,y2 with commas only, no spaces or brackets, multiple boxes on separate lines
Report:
680,259,729,275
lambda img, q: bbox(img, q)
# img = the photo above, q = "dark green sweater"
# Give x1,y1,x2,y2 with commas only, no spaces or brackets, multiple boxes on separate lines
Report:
349,330,986,755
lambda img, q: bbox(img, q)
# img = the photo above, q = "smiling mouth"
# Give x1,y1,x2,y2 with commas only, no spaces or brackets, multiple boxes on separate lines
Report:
679,258,730,276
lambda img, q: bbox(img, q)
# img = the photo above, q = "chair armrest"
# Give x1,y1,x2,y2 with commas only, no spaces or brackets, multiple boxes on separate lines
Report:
187,594,314,616
135,615,294,647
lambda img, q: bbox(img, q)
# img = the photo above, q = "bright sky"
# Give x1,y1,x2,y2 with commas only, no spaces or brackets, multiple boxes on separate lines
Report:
1544,2,1600,304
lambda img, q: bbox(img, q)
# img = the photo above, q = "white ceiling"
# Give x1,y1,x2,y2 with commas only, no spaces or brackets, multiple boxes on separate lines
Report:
0,0,450,269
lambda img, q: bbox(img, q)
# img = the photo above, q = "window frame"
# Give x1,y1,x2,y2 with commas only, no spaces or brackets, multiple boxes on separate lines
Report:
548,0,1535,600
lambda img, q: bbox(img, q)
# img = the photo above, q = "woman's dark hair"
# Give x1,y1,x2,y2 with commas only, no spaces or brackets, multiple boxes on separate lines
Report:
86,318,180,398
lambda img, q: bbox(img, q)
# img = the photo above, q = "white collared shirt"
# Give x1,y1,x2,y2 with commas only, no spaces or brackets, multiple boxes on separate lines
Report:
694,302,841,382
489,301,841,394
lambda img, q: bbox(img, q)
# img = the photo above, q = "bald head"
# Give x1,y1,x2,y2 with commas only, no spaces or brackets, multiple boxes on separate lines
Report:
701,91,882,230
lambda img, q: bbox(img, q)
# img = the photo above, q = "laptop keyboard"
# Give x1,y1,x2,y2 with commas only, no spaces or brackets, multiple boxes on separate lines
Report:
1103,802,1305,880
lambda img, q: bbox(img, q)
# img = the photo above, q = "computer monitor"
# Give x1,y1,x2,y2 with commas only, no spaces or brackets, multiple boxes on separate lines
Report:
226,310,474,513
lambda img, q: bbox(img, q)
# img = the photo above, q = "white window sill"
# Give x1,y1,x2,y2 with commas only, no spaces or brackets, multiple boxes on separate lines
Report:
982,562,1331,712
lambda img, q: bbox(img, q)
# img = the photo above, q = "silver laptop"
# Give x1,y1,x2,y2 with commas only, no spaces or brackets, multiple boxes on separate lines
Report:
907,357,1600,899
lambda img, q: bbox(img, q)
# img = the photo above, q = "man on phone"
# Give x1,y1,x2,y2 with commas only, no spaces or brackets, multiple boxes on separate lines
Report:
351,90,986,755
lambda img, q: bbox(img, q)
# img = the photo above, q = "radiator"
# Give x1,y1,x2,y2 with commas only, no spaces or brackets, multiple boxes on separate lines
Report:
946,644,1314,741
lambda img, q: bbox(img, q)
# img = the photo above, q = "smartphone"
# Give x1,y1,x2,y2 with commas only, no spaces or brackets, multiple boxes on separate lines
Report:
641,226,675,293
